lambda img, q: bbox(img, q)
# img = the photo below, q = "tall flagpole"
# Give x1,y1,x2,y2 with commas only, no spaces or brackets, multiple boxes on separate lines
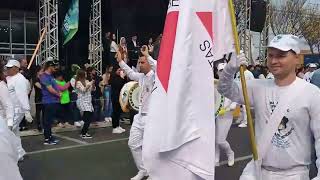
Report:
228,0,258,161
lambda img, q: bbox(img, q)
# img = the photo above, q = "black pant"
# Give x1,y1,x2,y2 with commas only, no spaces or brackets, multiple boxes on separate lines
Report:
19,117,27,128
129,111,137,124
110,52,117,66
111,96,121,128
43,103,59,140
81,111,93,135
92,99,101,122
35,103,44,129
71,92,81,124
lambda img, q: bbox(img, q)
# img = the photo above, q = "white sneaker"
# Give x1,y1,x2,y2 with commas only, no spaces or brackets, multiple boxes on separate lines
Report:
238,122,247,128
131,170,147,180
227,152,235,167
118,126,126,132
112,128,123,134
57,123,65,128
74,121,82,127
234,118,242,124
104,117,112,122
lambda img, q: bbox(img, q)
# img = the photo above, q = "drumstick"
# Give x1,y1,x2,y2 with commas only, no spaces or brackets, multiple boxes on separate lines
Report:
27,25,47,70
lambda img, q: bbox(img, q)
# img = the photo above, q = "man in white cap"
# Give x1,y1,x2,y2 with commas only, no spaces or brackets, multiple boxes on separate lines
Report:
5,59,33,161
304,63,318,82
218,34,320,180
215,63,235,167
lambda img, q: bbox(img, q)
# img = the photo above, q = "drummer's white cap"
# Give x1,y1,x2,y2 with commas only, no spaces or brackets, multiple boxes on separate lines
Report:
308,63,317,68
217,63,226,71
267,34,301,54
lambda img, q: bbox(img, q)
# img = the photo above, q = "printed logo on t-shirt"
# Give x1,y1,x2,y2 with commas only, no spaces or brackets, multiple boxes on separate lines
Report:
7,86,15,94
269,101,294,149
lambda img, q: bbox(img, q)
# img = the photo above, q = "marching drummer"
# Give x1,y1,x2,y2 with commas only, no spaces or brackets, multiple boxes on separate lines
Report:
215,63,235,167
116,48,155,180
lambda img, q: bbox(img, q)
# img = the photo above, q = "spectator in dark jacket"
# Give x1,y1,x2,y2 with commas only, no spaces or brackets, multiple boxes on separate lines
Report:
109,64,127,133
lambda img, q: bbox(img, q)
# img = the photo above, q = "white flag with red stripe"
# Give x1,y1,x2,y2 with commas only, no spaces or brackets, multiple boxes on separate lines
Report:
143,0,235,179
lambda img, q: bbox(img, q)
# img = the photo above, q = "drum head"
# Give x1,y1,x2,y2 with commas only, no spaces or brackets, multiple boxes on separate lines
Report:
128,83,141,112
119,81,138,112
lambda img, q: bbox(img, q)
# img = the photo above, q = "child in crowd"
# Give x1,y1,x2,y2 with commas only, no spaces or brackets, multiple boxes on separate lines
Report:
55,71,72,128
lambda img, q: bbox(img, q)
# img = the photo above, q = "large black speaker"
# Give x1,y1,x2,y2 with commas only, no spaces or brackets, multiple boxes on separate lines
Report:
250,0,267,32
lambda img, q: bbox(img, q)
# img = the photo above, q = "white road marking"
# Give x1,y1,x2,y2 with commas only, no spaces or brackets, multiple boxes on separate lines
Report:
27,137,129,155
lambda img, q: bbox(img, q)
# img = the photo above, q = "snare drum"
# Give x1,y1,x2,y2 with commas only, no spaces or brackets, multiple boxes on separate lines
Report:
119,81,141,112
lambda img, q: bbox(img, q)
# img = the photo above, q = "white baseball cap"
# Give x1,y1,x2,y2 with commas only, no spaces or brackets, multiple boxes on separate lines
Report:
309,63,317,68
5,59,20,68
217,63,226,71
267,34,301,54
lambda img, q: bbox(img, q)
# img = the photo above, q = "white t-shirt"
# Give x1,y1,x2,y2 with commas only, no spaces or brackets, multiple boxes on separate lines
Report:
218,68,320,172
6,73,30,114
110,41,119,53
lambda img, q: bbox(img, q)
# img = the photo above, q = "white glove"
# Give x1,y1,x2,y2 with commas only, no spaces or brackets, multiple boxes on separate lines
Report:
227,51,248,72
25,111,33,123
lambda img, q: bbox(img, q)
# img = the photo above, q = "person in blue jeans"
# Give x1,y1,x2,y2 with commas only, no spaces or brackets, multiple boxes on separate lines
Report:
39,59,70,145
100,66,113,122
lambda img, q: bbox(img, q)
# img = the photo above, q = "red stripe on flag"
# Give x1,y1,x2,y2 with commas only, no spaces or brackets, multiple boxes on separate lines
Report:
157,11,179,92
196,12,213,41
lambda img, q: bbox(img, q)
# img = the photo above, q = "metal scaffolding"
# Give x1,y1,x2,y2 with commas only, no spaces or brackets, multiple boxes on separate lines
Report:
258,0,270,65
89,0,103,74
38,0,59,64
238,0,253,64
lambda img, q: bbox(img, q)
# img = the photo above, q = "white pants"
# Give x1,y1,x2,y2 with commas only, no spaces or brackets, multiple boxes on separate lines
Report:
240,105,247,124
240,160,310,180
148,158,202,180
128,114,146,173
12,113,25,160
0,116,23,180
215,112,233,162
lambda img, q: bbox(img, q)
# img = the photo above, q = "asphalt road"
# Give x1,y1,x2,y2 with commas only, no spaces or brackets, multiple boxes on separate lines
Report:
19,124,318,180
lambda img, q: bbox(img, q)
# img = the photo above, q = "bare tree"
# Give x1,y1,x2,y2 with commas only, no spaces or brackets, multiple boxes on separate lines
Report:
300,5,320,53
233,0,245,24
270,0,307,36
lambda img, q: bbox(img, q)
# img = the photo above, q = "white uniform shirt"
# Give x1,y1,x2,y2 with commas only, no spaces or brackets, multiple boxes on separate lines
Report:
119,61,155,114
266,73,274,79
303,71,314,82
218,65,320,175
235,69,255,81
6,73,30,114
0,81,14,127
